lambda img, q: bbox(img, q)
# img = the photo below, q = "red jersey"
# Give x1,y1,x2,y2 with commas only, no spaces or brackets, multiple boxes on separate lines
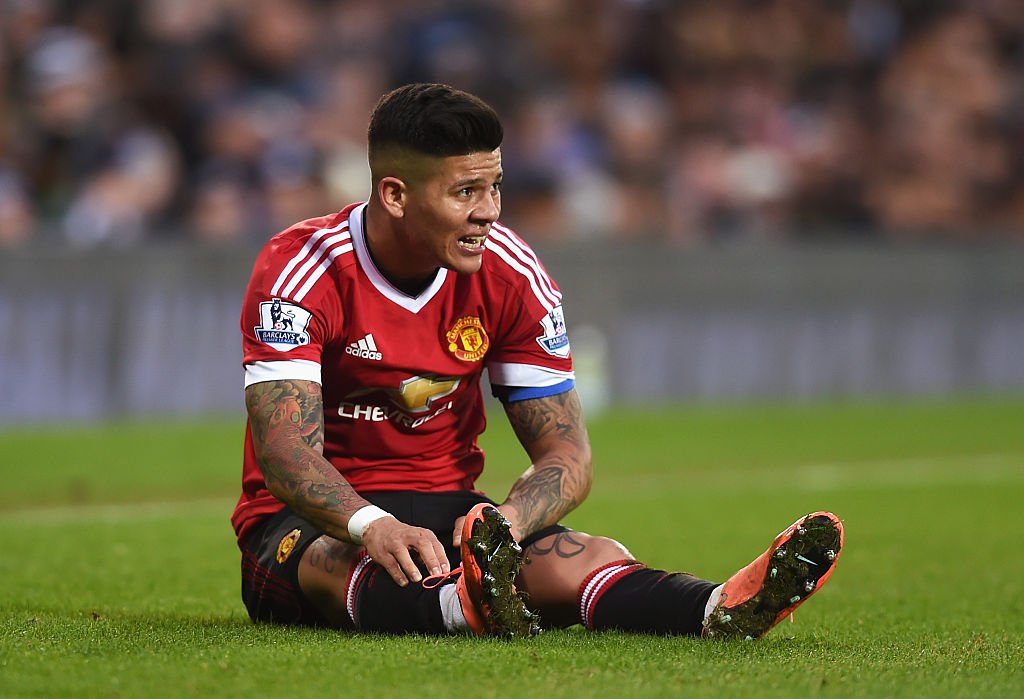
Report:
231,203,575,542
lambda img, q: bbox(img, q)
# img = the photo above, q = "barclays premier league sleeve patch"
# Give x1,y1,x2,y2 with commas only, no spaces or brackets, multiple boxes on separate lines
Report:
255,298,313,352
536,305,571,358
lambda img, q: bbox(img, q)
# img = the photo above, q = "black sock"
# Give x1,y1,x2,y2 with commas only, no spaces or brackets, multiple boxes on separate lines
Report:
579,561,718,636
351,563,446,634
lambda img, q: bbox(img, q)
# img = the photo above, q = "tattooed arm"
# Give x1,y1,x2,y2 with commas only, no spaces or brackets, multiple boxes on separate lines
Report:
496,388,593,540
245,379,363,534
245,379,448,584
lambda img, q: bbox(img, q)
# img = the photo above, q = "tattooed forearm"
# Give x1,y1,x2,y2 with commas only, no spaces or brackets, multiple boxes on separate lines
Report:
245,380,368,536
501,390,593,536
504,465,576,535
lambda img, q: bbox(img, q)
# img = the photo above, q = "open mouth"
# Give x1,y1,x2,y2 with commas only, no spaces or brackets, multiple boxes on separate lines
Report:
458,234,487,251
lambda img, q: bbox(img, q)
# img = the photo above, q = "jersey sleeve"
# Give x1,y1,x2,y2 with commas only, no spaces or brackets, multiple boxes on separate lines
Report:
240,223,344,387
484,227,575,403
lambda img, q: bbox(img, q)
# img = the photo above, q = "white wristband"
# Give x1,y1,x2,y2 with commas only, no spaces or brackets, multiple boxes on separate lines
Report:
347,505,393,545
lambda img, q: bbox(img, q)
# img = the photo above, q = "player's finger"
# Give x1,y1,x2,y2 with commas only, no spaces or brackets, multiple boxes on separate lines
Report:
407,531,447,577
412,542,444,578
416,535,450,576
378,555,409,587
452,515,466,547
391,545,423,584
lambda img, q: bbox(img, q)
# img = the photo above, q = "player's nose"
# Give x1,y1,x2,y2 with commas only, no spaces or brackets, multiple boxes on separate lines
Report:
472,191,500,225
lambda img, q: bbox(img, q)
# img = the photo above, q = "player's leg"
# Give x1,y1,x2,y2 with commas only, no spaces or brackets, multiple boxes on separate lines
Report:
241,506,451,633
241,499,534,635
516,511,844,638
516,530,719,633
240,507,346,627
295,534,359,628
515,529,632,627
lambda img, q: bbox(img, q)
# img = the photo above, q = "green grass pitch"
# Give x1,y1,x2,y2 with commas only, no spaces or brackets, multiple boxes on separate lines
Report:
2,398,1023,698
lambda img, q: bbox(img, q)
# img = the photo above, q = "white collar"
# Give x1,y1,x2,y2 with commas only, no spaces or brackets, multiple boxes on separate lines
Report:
348,203,448,313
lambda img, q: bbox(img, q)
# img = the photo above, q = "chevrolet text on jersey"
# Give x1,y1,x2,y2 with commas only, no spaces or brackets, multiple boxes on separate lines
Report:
338,399,454,429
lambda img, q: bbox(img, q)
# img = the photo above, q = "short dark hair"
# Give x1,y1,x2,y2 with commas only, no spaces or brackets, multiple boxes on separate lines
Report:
367,83,503,160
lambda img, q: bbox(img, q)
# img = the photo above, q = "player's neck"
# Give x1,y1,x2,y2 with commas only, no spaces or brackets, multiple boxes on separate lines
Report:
364,205,437,297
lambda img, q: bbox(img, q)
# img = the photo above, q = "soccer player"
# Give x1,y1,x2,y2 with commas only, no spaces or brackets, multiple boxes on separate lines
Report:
233,83,844,638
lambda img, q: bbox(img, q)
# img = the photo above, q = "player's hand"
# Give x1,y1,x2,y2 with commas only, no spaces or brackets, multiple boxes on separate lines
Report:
452,506,523,548
360,517,450,587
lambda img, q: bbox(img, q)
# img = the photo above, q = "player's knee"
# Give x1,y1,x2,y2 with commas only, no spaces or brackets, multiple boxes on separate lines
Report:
578,534,633,568
523,532,633,586
519,532,634,621
296,536,360,627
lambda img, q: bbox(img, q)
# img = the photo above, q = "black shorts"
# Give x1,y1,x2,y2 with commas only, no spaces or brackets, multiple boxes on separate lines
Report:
239,490,570,627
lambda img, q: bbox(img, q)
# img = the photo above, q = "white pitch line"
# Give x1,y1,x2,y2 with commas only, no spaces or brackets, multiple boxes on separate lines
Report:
0,497,232,525
4,453,1023,524
594,452,1024,496
792,453,1024,491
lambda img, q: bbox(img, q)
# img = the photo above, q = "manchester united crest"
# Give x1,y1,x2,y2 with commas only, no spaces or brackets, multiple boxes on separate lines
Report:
276,528,302,564
446,316,489,362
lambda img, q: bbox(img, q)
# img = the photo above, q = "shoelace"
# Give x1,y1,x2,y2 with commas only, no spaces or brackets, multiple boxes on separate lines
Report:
422,566,463,589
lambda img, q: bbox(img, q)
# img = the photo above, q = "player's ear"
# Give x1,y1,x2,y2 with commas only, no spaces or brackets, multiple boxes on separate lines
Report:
377,177,407,218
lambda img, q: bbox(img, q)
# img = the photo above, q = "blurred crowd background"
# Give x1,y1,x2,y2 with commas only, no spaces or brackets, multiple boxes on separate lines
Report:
2,0,1024,249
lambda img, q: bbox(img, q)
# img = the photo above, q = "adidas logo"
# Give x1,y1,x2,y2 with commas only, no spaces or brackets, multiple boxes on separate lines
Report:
345,333,382,361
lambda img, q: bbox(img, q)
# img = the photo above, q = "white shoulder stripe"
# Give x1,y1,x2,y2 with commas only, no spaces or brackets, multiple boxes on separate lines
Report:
488,227,561,305
280,230,352,298
270,220,349,297
486,230,560,309
484,238,558,311
491,224,561,302
293,241,354,301
270,226,339,296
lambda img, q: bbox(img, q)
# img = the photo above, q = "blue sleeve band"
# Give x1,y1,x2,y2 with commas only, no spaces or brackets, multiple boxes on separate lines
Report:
493,379,575,404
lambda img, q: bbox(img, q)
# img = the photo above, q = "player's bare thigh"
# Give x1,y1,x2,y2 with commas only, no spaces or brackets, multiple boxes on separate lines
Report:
297,535,360,629
517,531,633,627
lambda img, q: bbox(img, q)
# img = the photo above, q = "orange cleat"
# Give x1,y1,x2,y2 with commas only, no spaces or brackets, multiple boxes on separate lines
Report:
703,511,844,640
455,503,539,638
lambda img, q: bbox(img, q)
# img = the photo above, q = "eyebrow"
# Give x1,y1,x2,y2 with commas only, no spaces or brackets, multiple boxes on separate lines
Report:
452,172,503,189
